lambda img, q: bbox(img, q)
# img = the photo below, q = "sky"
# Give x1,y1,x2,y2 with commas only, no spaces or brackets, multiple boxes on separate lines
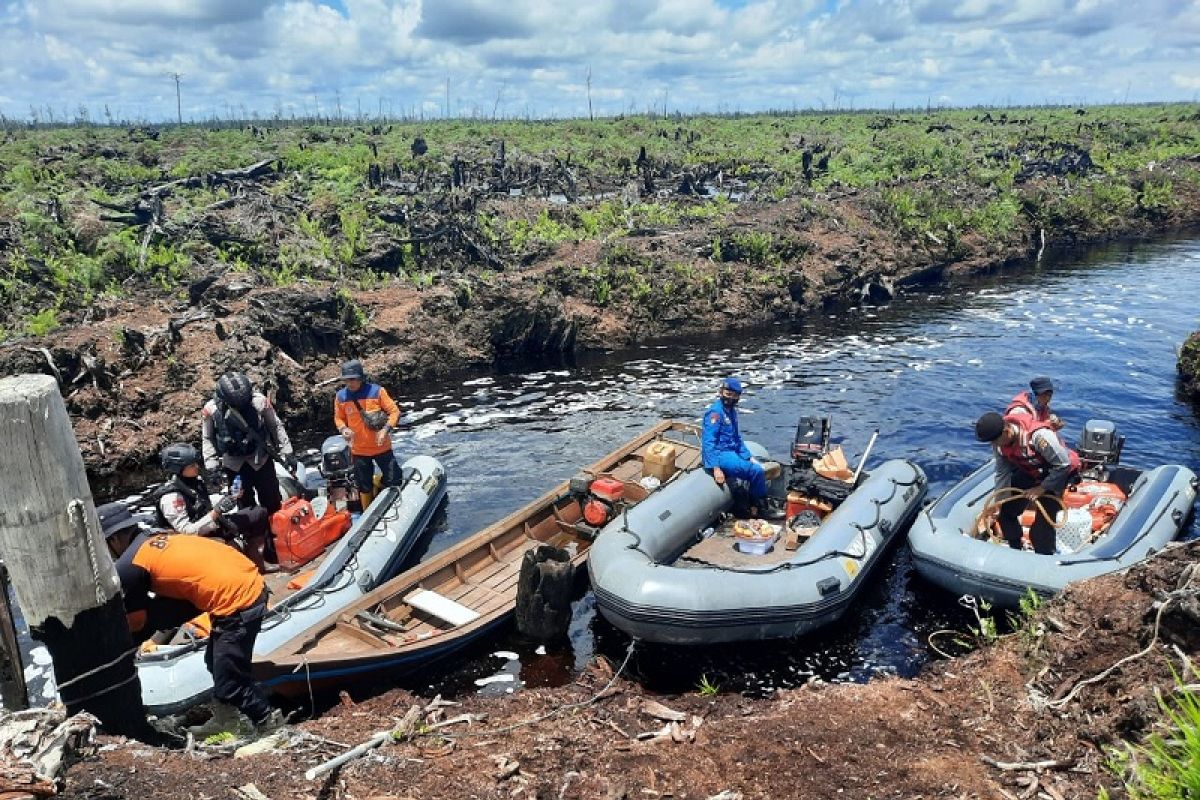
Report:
1,0,1198,123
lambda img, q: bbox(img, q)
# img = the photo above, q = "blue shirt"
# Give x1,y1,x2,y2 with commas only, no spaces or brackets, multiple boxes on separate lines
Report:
701,399,752,468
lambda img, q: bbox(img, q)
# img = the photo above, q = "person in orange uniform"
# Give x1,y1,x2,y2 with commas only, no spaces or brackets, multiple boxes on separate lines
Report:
97,501,284,736
333,359,403,508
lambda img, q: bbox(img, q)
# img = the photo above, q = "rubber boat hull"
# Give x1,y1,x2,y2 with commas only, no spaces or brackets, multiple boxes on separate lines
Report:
589,458,927,644
908,461,1198,608
136,454,447,715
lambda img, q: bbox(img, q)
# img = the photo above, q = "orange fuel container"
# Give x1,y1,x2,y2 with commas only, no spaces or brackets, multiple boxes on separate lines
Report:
271,496,353,570
786,492,832,521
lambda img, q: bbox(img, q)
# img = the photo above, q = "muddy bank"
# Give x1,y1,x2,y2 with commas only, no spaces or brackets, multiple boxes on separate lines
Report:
1179,330,1200,403
1,110,1199,491
54,538,1200,798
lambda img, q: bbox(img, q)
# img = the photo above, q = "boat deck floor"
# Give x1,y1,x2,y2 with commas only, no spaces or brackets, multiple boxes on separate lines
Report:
675,518,795,569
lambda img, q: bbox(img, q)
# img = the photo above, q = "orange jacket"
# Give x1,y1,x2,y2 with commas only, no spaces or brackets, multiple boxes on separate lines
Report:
116,534,264,620
333,382,401,457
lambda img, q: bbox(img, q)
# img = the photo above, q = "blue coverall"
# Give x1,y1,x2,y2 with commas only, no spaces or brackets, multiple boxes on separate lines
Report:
701,399,767,501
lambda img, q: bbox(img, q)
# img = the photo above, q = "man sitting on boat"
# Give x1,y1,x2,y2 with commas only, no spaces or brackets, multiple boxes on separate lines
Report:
1006,376,1065,431
974,410,1081,555
97,501,285,738
153,442,274,574
702,377,783,519
333,359,403,509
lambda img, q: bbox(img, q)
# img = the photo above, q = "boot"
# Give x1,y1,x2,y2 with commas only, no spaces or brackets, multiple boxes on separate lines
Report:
753,497,786,521
252,708,287,737
187,701,254,739
357,488,374,511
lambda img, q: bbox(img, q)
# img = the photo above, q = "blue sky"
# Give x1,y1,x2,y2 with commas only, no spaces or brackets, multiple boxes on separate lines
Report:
1,0,1198,123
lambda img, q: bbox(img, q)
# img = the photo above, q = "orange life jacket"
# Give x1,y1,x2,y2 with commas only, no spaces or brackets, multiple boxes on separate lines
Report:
999,412,1081,479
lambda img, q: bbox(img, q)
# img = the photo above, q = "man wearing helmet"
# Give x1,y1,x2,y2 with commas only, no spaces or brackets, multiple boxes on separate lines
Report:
332,359,403,508
201,372,295,515
153,442,272,573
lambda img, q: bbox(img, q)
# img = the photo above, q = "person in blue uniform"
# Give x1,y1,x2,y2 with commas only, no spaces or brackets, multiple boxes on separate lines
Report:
701,377,781,518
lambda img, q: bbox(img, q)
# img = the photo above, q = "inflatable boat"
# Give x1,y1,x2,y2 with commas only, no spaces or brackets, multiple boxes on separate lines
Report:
908,420,1198,608
137,451,447,715
590,417,928,644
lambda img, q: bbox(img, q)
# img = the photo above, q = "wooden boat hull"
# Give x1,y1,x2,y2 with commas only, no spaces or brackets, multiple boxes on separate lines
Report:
256,421,702,693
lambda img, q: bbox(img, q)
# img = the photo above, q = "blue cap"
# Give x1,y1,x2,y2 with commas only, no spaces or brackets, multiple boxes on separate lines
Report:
721,377,743,394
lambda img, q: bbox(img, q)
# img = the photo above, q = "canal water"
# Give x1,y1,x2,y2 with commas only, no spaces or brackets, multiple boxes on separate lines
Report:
8,236,1200,708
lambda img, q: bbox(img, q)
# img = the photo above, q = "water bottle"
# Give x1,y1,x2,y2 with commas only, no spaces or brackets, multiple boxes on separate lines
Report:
231,475,243,500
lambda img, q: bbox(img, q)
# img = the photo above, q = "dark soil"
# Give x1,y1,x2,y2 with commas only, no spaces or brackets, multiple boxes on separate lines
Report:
4,168,1200,498
58,540,1200,799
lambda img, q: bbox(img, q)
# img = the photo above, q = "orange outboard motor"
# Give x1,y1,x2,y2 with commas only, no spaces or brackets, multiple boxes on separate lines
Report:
583,477,625,527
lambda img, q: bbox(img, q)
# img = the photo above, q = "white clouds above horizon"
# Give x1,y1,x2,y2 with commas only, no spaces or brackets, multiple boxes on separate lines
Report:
1,0,1198,123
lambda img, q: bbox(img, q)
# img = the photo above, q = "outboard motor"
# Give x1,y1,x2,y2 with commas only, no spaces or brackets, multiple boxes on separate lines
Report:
1077,420,1124,473
791,415,832,467
319,435,356,510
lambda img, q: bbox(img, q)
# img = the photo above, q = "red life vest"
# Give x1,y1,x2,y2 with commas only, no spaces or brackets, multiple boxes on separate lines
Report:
998,412,1081,478
1005,391,1049,422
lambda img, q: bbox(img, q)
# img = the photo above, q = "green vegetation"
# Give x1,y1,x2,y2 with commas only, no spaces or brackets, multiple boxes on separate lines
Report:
1,104,1198,340
697,673,721,697
1103,677,1200,799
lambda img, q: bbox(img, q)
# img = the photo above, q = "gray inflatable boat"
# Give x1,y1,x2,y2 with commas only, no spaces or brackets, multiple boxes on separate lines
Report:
909,421,1198,609
590,455,927,644
136,453,447,715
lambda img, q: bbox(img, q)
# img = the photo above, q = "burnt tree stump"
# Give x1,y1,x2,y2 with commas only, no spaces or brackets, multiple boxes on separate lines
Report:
514,546,574,641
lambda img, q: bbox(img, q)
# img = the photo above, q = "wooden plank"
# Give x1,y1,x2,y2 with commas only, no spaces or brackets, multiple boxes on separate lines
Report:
405,589,481,627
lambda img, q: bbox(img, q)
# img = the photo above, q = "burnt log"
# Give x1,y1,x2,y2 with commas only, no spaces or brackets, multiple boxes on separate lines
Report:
514,545,574,641
411,136,428,157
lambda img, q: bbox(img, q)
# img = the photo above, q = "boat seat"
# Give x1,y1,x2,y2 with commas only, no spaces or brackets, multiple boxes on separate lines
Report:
404,589,481,627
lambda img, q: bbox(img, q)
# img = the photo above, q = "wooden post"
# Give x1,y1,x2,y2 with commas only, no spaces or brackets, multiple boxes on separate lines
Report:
0,562,28,710
0,375,149,737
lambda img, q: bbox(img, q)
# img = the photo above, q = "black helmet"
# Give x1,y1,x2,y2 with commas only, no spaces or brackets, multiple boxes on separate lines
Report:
160,442,201,474
216,372,253,410
340,359,366,381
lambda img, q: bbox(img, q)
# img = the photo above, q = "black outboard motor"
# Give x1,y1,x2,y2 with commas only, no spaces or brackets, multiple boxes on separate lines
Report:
319,434,357,509
791,415,831,467
1077,420,1124,475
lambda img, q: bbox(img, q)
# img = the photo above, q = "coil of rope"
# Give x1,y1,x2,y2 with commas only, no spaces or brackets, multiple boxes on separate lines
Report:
973,486,1064,540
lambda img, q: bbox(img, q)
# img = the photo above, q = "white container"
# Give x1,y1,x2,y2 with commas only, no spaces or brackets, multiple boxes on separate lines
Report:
735,533,779,555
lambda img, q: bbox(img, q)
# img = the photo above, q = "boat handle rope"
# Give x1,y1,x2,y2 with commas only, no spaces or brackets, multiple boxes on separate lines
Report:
1058,489,1182,566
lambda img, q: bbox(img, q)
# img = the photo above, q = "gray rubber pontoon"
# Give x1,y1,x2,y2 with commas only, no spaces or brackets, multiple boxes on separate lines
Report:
136,454,447,715
589,458,927,644
908,460,1198,609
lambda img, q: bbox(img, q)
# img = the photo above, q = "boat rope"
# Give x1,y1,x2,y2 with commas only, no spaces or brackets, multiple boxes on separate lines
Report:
55,644,139,692
439,639,639,739
972,487,1064,540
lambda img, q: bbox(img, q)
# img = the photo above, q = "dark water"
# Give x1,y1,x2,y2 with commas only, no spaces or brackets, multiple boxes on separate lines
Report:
8,236,1200,708
385,235,1200,699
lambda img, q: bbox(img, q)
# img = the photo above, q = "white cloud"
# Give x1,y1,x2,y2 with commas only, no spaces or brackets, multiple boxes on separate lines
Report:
1,0,1198,121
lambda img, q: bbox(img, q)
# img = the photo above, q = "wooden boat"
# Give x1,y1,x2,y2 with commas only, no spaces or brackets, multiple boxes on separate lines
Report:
255,421,701,694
